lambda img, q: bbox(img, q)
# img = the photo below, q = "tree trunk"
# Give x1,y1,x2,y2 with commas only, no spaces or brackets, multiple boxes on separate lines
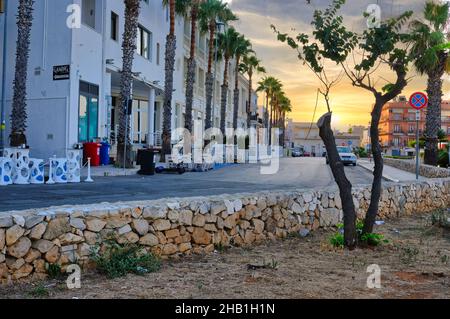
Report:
10,0,34,147
318,113,357,249
204,23,216,131
424,54,446,166
233,56,241,132
117,0,140,168
184,3,199,134
220,58,229,136
247,70,253,129
161,33,177,161
269,97,274,145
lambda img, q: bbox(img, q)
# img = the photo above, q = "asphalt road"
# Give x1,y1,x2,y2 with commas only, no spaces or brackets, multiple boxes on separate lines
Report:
0,157,374,213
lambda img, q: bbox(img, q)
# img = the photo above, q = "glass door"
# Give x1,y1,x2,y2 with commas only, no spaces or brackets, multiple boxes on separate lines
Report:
78,81,99,142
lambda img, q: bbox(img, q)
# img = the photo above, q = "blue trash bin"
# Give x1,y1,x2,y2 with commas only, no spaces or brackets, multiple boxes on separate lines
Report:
100,142,110,165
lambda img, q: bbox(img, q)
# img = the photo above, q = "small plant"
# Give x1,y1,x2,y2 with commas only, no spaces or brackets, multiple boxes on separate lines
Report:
91,241,161,279
400,246,420,265
214,242,226,253
360,233,388,246
46,263,62,279
28,284,50,298
329,233,345,248
265,259,279,270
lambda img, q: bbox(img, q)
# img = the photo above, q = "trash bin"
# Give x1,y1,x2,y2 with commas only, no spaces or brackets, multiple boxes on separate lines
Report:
100,142,110,166
83,142,101,167
137,148,158,175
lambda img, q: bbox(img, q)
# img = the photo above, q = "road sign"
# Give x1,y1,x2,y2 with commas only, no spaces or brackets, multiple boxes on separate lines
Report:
409,92,428,110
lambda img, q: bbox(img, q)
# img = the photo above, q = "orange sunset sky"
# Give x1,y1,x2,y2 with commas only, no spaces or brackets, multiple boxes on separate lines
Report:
226,0,450,130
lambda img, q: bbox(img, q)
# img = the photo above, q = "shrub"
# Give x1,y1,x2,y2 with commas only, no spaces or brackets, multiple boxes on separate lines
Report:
329,233,344,248
46,263,62,279
91,241,161,279
360,233,388,246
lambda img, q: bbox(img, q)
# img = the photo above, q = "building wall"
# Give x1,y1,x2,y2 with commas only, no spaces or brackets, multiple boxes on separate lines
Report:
286,120,325,156
1,0,255,159
379,97,450,155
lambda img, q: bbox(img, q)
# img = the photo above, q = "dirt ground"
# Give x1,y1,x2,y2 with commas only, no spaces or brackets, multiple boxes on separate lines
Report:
1,214,450,299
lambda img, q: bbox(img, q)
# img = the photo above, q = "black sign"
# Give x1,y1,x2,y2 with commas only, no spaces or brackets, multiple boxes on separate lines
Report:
53,65,70,81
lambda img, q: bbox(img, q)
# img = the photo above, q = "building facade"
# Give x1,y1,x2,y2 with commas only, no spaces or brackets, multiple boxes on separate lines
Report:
0,0,255,160
285,120,325,157
379,96,450,156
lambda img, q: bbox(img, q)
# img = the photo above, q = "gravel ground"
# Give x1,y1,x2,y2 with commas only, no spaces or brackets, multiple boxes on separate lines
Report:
1,214,449,299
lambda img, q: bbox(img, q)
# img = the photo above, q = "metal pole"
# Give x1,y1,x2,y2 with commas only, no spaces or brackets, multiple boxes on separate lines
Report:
1,0,9,150
415,110,420,180
211,29,219,127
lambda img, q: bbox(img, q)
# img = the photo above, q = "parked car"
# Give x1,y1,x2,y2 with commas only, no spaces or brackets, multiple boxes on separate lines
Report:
292,149,303,157
326,146,357,166
303,151,311,157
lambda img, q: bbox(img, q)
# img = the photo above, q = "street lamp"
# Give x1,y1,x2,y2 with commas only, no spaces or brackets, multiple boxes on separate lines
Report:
211,21,225,128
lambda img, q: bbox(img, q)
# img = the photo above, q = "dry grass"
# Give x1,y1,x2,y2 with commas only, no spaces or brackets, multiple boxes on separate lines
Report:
1,214,450,299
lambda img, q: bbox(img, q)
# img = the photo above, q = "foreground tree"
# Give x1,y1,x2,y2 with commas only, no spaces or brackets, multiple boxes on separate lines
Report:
241,55,266,129
273,0,412,246
199,0,237,131
10,0,34,147
117,0,141,168
161,0,190,161
409,1,450,166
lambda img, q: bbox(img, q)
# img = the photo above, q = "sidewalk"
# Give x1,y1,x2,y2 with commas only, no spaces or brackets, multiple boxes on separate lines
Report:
358,159,424,183
81,165,139,177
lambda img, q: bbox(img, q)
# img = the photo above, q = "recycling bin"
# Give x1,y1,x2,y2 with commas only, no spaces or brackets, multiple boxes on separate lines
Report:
137,148,158,175
100,142,111,166
83,142,101,167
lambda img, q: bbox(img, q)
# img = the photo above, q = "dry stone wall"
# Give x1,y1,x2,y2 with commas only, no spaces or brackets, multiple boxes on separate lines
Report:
384,158,450,178
1,179,449,283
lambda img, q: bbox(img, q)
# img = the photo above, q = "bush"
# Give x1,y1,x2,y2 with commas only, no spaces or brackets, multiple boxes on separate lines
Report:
329,233,344,248
46,263,62,279
437,149,449,168
360,233,388,246
333,219,387,247
91,241,161,279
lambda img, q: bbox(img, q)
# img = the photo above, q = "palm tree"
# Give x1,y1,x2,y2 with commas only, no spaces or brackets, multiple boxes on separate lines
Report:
232,35,252,131
277,93,292,147
409,1,450,166
161,0,190,161
217,27,239,135
184,0,201,135
241,55,265,129
117,0,141,168
199,0,237,131
256,76,281,130
10,0,34,147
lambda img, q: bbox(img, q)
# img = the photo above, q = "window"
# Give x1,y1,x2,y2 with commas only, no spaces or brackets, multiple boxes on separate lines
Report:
394,124,401,133
82,0,96,29
409,125,414,133
111,12,119,41
137,25,152,60
132,100,148,144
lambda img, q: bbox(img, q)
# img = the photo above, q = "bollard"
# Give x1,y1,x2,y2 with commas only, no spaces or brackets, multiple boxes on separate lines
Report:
46,158,55,184
85,157,94,183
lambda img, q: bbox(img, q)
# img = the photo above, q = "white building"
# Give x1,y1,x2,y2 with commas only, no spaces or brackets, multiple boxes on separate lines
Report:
0,0,255,160
286,120,325,157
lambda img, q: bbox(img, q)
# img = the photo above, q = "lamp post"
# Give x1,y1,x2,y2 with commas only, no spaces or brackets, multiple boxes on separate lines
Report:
211,21,225,128
0,0,9,150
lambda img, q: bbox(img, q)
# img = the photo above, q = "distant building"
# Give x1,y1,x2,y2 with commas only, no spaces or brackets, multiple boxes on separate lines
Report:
379,96,450,156
285,120,325,157
334,125,366,149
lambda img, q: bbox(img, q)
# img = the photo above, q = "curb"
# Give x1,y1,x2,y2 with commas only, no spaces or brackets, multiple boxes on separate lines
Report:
357,162,400,183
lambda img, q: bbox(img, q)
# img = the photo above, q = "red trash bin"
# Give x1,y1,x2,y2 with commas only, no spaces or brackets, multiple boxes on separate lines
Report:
83,142,101,167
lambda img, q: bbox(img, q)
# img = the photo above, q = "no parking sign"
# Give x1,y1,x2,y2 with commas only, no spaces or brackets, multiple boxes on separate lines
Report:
409,92,428,110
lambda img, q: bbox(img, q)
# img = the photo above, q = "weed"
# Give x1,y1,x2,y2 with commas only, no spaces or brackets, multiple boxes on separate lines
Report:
28,284,49,298
329,233,344,248
46,263,62,279
91,241,161,279
214,243,226,253
360,233,388,246
399,246,420,265
265,259,279,270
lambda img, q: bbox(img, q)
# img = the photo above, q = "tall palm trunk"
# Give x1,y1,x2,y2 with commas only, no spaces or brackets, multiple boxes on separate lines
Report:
220,58,230,136
246,68,253,129
10,0,34,147
232,55,241,131
424,52,447,166
269,96,274,145
117,0,140,168
161,0,177,161
205,22,216,131
184,1,199,134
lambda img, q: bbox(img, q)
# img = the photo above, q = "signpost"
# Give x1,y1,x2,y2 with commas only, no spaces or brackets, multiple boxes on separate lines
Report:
409,92,428,180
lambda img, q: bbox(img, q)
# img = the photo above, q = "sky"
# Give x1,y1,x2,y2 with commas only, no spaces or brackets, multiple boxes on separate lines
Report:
225,0,450,130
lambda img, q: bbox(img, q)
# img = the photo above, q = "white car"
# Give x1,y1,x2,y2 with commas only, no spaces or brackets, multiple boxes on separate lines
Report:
326,146,357,166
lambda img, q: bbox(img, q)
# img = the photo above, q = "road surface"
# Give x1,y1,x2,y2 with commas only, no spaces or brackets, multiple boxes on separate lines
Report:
0,157,374,213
